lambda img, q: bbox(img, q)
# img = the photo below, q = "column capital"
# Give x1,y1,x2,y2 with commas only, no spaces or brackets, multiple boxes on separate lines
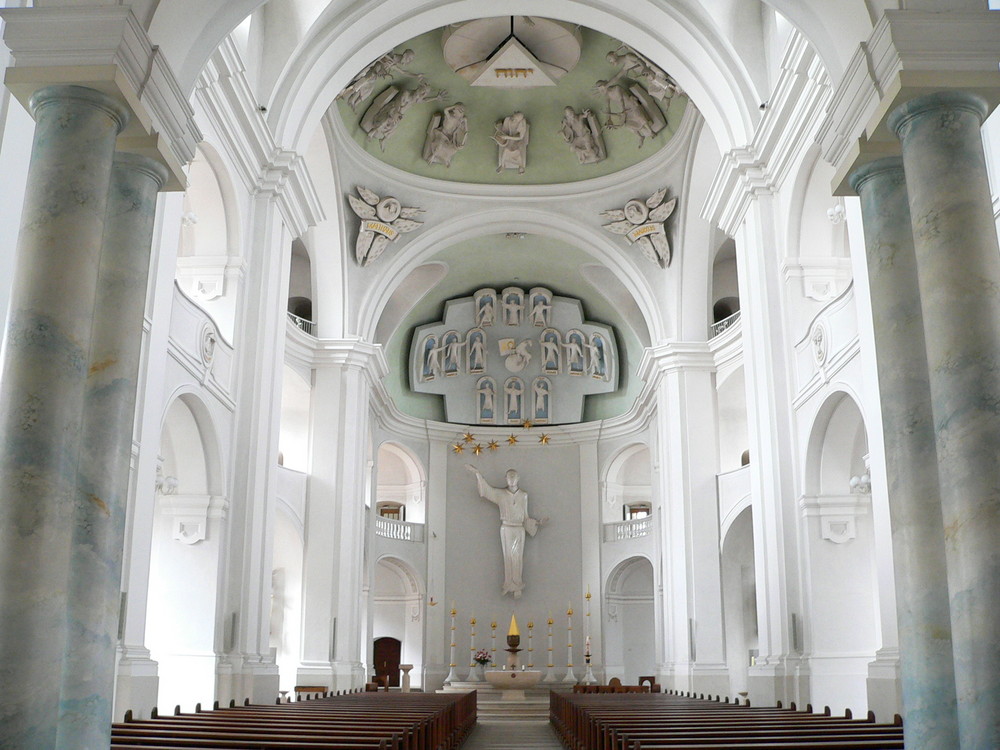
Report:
0,5,200,190
312,338,389,382
196,37,324,237
818,9,1000,195
638,342,716,386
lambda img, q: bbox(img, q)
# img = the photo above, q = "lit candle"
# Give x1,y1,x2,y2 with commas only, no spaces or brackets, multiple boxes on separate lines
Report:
508,614,520,636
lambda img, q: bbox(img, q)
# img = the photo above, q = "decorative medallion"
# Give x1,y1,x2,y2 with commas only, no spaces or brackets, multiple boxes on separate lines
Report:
600,187,677,267
347,186,425,266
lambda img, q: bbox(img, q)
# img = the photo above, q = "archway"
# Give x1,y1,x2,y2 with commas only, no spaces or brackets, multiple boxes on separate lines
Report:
146,394,226,712
371,556,424,688
721,506,757,696
604,556,655,684
376,442,426,525
603,444,652,524
801,391,878,715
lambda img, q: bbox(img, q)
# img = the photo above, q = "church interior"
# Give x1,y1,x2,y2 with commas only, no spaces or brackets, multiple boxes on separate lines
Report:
1,1,1000,748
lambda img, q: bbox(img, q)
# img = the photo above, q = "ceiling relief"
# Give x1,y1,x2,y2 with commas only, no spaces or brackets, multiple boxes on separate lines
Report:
409,286,618,425
334,21,689,185
601,187,678,267
347,186,425,267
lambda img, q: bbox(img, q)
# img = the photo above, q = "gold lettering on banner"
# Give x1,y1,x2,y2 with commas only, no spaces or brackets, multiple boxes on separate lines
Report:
365,220,399,240
626,223,663,243
495,68,535,79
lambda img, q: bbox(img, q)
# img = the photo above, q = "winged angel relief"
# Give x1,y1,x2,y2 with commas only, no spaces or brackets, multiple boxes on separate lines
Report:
347,186,425,266
600,188,677,267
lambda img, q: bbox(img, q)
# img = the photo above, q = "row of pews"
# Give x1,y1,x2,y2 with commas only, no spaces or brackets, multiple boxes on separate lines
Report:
111,691,477,749
551,691,905,750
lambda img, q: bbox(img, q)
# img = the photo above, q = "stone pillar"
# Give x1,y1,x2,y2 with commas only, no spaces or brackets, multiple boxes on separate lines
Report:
54,153,167,749
889,91,1000,749
647,344,728,695
849,157,959,748
298,341,384,692
0,84,128,748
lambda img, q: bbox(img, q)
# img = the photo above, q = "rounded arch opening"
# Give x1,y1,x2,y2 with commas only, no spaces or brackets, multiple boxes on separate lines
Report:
371,555,425,688
603,443,652,524
604,555,655,684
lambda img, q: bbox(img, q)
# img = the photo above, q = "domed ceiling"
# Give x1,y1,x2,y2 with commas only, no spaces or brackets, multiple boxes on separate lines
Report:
335,16,689,185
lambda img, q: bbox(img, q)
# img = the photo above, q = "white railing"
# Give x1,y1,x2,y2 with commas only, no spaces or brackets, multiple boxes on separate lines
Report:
287,311,315,335
710,309,741,338
375,516,425,543
603,515,652,542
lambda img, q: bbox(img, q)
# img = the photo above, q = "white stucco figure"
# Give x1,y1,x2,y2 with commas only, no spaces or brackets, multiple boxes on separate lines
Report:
559,106,606,164
530,297,552,326
492,112,530,173
477,296,496,326
465,466,545,598
423,103,468,167
593,79,665,148
505,378,524,419
533,378,550,419
361,77,447,151
541,337,561,372
601,186,677,266
477,379,495,421
445,337,465,374
337,48,416,111
347,186,424,266
469,334,486,371
502,294,522,326
606,44,681,103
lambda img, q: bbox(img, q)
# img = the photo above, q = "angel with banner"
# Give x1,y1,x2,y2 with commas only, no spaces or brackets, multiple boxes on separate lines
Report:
347,186,424,266
600,187,678,267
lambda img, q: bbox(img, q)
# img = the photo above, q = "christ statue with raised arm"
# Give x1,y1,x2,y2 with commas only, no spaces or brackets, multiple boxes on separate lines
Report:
465,466,545,598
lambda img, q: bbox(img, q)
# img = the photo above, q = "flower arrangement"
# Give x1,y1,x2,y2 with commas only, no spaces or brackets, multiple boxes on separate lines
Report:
473,649,491,665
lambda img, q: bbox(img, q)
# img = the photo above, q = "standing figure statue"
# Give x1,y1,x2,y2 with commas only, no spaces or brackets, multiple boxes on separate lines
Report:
422,103,469,167
492,112,530,174
465,466,546,598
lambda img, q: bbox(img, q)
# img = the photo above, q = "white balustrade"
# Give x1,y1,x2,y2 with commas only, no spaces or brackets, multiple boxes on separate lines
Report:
602,516,652,542
375,516,425,542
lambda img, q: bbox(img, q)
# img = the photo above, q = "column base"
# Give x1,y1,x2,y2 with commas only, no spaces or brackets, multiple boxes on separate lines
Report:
748,656,811,708
114,646,159,720
866,648,901,723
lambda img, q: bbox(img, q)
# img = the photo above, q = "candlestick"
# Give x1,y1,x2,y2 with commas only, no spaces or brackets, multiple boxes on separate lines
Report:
445,604,459,684
543,615,556,682
490,619,497,667
583,587,596,684
527,620,534,668
467,616,478,681
563,604,577,683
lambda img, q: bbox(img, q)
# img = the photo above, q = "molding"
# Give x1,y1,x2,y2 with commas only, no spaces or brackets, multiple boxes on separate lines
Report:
817,10,1000,194
0,5,200,190
799,493,870,544
196,37,324,237
638,342,716,384
702,31,830,235
780,257,853,302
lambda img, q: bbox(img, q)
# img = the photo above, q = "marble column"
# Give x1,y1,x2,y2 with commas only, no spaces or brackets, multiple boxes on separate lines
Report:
54,154,167,750
0,85,128,748
849,157,959,749
888,91,1000,749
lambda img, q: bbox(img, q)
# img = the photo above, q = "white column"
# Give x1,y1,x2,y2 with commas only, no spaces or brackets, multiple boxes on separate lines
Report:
298,340,386,692
216,179,295,706
425,438,450,690
735,197,806,708
645,344,728,695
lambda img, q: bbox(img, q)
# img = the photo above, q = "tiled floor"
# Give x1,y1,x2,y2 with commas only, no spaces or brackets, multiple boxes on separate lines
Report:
462,720,562,749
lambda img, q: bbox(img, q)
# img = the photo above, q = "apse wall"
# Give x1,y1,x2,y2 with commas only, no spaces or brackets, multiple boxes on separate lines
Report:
444,445,585,666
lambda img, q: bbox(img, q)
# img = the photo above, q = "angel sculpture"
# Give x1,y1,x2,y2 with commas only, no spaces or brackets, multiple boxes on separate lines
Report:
347,186,424,266
360,77,447,151
337,49,416,112
600,187,678,267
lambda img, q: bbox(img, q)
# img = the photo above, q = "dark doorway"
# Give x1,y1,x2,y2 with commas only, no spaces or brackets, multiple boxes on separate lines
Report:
373,636,401,687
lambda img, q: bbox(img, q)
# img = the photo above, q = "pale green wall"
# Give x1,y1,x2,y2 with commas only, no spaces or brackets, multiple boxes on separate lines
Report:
336,27,688,185
382,235,646,423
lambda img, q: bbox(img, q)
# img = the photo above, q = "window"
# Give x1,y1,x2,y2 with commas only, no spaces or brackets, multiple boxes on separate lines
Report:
624,502,651,520
377,501,405,521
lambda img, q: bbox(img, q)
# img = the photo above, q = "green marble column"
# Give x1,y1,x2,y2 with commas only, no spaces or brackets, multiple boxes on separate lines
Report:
889,90,1000,750
55,153,168,750
0,84,128,749
850,157,958,749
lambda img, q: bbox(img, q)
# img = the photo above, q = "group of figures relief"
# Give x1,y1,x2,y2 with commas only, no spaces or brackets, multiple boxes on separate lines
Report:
337,42,682,171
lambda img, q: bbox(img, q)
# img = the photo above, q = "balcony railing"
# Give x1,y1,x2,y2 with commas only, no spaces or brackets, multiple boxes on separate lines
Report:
287,311,315,335
603,515,652,542
710,309,741,338
375,516,425,543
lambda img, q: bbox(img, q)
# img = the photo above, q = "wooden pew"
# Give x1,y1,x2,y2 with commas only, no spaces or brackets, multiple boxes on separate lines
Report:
112,691,477,750
550,692,904,750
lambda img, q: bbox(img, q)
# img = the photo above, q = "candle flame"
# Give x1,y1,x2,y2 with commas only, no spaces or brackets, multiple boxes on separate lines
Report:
508,614,520,636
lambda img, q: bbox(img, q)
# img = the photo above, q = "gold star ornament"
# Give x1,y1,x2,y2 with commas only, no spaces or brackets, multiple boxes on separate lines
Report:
522,420,533,429
538,434,550,444
462,431,476,443
451,442,465,454
487,440,500,451
507,434,519,446
472,443,483,456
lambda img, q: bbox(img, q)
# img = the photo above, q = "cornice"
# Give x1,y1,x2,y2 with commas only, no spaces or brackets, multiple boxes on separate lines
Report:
818,9,1000,195
196,37,324,237
702,31,830,235
0,5,200,190
638,341,716,383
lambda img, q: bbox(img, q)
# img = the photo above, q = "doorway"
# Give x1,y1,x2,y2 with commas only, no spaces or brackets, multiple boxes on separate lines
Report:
373,636,402,687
